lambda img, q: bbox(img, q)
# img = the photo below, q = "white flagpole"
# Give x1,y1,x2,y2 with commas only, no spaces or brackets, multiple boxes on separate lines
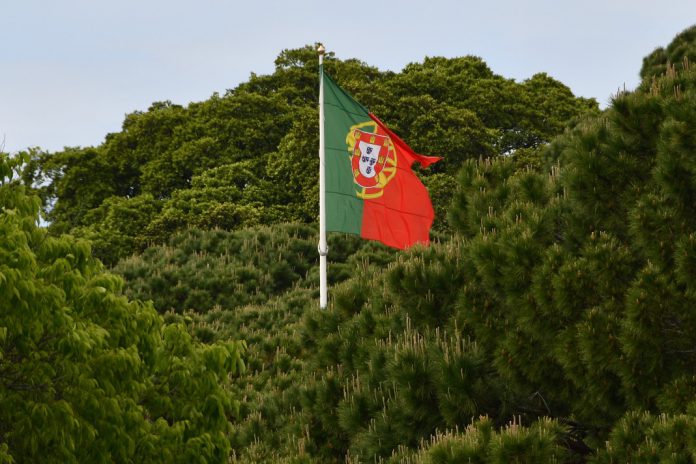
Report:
317,43,328,309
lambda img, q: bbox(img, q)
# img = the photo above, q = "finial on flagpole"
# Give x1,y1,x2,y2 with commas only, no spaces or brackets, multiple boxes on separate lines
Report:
317,43,325,55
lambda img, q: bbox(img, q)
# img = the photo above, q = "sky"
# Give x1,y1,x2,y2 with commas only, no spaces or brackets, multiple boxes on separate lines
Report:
1,0,695,153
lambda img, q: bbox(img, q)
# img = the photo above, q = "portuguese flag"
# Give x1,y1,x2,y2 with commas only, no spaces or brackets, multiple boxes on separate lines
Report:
322,70,440,249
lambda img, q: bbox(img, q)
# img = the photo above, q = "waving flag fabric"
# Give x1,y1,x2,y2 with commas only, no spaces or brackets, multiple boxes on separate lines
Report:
322,71,440,249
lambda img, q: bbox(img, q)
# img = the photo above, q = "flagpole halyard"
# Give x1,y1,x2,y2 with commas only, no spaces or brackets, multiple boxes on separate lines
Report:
317,43,328,309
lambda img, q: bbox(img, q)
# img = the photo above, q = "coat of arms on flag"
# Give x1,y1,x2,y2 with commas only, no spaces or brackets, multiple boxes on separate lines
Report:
347,122,397,199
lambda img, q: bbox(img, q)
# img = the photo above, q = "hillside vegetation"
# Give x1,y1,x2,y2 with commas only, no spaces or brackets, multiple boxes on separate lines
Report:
3,25,696,463
22,46,596,265
0,153,244,463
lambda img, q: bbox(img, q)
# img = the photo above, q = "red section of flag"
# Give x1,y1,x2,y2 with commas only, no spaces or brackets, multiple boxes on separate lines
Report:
359,114,441,249
369,113,442,168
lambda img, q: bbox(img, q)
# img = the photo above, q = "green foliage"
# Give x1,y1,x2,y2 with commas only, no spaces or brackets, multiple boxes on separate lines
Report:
388,417,569,464
293,241,518,462
437,58,696,447
24,46,596,264
592,411,696,463
422,173,458,232
0,153,244,463
114,222,403,463
113,224,379,314
72,193,162,266
641,25,696,81
193,26,696,462
13,27,696,464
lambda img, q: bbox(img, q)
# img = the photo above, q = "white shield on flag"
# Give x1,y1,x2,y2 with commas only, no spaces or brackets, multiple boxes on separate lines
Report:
358,140,382,179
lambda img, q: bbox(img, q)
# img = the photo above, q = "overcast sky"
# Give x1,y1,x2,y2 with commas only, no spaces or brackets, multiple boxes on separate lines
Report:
1,0,694,153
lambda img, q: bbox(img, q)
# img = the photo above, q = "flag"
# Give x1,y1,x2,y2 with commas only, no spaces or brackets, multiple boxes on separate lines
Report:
322,71,440,249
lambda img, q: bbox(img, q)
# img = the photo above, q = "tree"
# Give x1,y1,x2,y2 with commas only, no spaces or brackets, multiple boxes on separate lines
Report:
25,46,596,265
641,25,696,81
278,26,696,461
0,153,245,463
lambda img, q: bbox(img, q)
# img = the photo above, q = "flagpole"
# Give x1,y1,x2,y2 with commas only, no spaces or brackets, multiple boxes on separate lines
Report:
317,43,328,309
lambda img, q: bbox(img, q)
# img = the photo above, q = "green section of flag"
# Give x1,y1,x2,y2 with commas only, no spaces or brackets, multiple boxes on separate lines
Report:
322,69,370,235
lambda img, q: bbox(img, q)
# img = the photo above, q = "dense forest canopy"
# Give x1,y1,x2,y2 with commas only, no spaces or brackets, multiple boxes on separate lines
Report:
21,46,597,265
3,24,696,463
